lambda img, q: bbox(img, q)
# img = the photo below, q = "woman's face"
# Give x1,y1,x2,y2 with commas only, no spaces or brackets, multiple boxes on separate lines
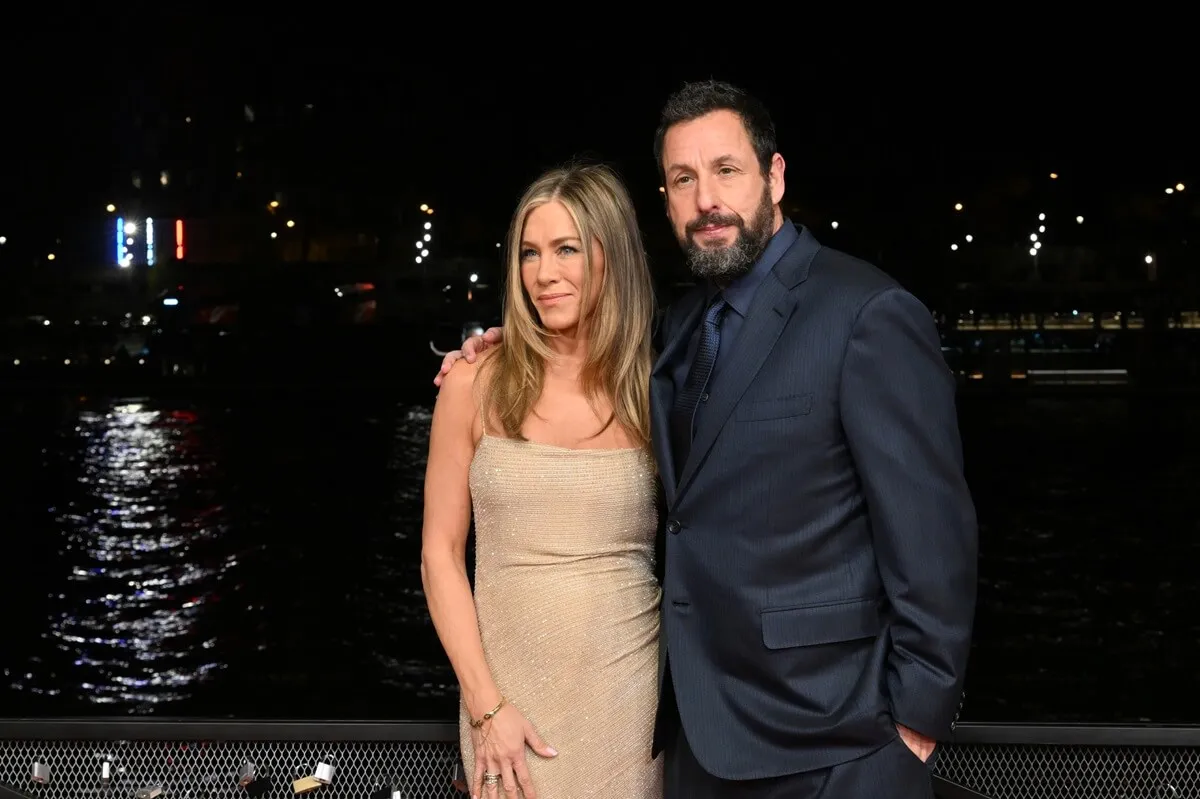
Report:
519,200,605,335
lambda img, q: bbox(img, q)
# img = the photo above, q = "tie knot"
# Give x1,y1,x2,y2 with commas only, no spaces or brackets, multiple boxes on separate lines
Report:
705,297,727,327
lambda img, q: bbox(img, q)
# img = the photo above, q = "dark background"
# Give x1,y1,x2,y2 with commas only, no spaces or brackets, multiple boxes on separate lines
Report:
0,31,1196,723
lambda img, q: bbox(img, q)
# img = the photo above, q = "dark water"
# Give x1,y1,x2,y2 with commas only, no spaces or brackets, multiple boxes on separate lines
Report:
1,387,1197,724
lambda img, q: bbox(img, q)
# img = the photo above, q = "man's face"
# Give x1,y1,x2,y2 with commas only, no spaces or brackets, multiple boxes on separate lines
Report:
661,109,786,283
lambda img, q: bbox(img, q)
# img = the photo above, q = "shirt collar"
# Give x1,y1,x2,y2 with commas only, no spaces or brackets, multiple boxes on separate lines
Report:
708,218,799,317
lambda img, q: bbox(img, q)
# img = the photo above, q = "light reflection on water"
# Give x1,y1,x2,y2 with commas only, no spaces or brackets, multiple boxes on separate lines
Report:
4,395,457,719
10,402,228,710
361,406,460,703
3,393,1198,723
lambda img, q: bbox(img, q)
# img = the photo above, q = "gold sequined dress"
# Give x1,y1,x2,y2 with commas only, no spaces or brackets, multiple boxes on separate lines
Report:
461,434,663,797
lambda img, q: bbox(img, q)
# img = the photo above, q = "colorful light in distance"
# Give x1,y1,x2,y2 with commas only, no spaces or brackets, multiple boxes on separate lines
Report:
146,217,155,266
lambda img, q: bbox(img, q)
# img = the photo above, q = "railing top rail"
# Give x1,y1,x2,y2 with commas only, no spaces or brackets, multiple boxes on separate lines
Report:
951,722,1200,747
3,719,1200,747
0,719,459,743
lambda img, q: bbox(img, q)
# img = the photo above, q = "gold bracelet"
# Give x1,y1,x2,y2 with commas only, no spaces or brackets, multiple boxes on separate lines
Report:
468,697,507,728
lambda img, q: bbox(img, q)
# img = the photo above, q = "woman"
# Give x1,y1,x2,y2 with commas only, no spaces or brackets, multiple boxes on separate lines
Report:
421,163,662,799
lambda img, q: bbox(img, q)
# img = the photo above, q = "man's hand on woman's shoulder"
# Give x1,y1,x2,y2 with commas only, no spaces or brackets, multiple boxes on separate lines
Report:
434,326,505,388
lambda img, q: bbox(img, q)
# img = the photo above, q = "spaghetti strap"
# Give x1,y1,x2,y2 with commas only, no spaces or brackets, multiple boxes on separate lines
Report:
477,393,486,438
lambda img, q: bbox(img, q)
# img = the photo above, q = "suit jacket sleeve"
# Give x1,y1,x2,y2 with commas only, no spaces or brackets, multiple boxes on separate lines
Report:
839,287,978,739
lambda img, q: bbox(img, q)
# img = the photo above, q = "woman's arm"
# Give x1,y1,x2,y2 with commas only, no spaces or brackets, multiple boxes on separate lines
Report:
419,360,501,719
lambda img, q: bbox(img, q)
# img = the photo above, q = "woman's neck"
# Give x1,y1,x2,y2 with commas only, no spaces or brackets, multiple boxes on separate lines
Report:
545,329,588,375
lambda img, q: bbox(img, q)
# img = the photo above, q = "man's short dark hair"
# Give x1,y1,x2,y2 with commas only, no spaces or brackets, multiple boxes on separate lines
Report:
653,80,777,182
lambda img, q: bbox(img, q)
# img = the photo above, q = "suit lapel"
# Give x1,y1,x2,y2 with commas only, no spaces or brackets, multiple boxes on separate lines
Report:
673,228,821,502
674,277,797,500
651,289,704,500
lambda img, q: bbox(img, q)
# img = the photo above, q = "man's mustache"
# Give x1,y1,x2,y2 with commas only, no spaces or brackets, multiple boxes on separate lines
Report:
686,213,743,236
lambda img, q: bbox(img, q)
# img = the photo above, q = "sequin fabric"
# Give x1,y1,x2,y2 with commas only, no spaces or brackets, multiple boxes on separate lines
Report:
460,434,663,797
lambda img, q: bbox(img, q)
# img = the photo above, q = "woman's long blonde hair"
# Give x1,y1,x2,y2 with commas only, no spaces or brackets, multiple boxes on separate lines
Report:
480,162,656,449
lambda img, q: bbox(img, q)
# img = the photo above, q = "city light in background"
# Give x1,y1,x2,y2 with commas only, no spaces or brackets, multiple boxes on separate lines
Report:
116,216,127,266
53,166,1200,282
415,205,433,265
1028,213,1046,259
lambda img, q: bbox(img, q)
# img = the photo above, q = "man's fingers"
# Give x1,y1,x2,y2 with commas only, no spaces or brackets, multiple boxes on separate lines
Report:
462,337,482,361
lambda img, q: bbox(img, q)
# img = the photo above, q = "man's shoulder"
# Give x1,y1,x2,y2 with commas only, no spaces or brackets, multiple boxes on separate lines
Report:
811,246,935,315
811,245,904,298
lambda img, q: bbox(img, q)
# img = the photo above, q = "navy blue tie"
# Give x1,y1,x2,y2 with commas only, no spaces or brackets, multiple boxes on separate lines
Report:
671,296,727,471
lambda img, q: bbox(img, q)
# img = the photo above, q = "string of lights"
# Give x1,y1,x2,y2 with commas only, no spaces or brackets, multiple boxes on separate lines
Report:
415,203,434,266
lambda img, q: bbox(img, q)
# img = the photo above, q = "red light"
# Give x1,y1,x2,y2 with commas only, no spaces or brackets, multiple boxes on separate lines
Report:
175,219,185,259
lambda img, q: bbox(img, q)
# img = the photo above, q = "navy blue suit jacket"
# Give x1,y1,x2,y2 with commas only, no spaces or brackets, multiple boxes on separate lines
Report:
650,226,978,780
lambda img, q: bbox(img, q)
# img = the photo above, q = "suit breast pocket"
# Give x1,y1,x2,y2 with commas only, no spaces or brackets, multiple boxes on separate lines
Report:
735,393,813,422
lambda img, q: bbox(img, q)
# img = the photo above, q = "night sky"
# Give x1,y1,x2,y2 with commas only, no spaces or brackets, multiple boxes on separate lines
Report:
5,35,1192,274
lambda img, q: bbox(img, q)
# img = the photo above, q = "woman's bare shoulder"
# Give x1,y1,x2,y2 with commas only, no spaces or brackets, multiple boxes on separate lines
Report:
439,348,502,420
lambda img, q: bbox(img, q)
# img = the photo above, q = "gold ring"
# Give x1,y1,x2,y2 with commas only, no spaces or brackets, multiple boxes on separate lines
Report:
483,773,501,785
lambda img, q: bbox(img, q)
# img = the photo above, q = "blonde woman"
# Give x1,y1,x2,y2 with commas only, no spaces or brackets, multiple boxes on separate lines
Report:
421,163,662,799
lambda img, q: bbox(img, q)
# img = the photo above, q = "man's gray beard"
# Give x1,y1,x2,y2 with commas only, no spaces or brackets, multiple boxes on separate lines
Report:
685,234,764,282
681,191,775,283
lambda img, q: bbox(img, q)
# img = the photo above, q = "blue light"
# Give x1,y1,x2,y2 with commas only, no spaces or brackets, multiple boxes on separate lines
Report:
146,217,155,266
115,217,124,265
162,298,178,307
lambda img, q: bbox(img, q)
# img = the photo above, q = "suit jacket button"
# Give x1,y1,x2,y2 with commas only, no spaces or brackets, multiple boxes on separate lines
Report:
666,520,681,534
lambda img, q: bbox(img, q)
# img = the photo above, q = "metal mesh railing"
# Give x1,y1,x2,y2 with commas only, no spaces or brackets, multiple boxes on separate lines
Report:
0,738,462,798
934,742,1200,799
4,724,1200,798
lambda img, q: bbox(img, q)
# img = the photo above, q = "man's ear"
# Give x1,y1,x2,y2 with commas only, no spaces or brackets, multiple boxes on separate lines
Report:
769,153,786,206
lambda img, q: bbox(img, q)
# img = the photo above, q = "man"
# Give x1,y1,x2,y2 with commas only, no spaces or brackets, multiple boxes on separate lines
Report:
435,80,977,798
